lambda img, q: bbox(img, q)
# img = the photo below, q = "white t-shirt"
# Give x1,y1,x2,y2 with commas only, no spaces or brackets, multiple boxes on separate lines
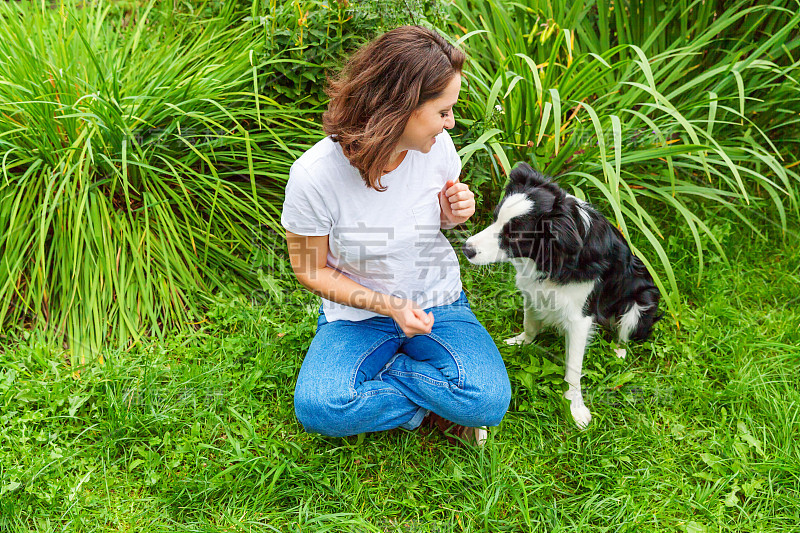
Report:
281,129,463,322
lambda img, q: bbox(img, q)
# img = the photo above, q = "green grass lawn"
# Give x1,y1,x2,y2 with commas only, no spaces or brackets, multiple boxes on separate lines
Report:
2,206,799,532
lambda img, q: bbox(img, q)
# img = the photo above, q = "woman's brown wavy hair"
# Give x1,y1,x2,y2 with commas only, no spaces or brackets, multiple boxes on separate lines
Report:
322,26,465,191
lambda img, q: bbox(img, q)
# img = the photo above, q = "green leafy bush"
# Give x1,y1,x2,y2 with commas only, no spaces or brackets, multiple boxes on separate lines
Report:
251,0,452,108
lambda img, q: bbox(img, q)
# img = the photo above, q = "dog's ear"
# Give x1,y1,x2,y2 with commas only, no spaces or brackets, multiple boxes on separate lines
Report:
509,162,550,189
528,187,556,214
549,214,583,255
509,163,533,185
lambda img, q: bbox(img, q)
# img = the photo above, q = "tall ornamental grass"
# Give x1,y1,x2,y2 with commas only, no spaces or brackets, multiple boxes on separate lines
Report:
0,0,318,363
447,0,800,321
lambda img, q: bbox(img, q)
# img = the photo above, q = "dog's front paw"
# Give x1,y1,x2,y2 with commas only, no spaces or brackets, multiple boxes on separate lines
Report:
505,332,533,346
564,387,592,429
570,403,592,429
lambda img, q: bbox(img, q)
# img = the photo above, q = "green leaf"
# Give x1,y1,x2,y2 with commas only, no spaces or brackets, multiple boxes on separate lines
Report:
0,481,21,496
68,394,90,417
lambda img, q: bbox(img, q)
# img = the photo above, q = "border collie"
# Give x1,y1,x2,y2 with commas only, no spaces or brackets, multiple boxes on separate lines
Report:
463,163,662,428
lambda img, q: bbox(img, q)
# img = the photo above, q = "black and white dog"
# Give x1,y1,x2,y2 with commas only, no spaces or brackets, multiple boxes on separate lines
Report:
463,163,662,428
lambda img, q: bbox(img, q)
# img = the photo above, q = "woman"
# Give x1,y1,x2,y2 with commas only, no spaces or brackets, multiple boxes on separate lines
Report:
281,25,511,446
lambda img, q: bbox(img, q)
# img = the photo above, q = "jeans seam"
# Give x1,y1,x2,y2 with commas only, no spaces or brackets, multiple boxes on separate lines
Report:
420,333,465,389
360,389,407,398
383,369,451,388
348,335,401,400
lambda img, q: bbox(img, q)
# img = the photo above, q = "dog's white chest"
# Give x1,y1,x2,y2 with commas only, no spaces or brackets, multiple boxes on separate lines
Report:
511,259,596,329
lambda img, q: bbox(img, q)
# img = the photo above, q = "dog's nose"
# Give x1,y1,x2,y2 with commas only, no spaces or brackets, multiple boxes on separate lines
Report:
462,243,477,259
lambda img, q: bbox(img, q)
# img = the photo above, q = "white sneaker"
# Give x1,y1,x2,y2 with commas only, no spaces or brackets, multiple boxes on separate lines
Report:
468,426,488,447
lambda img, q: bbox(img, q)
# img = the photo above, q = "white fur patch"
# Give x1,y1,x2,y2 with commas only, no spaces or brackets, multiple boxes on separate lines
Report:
496,193,534,226
577,205,591,232
617,303,648,343
567,194,592,232
512,260,596,331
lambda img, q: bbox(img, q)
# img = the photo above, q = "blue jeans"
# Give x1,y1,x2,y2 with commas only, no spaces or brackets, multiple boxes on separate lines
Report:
294,291,512,437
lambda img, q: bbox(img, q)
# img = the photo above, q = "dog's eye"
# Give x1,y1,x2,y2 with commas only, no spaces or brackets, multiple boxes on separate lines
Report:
504,225,529,244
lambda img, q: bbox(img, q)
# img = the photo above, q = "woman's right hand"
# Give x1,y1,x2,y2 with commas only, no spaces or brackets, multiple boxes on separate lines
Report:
389,298,434,337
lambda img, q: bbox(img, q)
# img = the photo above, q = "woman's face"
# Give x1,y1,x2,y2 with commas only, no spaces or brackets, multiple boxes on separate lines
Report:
397,72,461,154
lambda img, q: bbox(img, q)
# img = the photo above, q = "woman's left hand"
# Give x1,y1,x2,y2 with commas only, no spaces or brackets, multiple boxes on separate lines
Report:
439,179,475,227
